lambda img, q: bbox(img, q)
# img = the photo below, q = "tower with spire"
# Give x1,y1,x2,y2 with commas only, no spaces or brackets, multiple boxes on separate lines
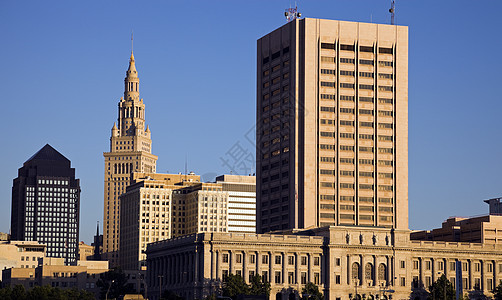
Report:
103,45,158,266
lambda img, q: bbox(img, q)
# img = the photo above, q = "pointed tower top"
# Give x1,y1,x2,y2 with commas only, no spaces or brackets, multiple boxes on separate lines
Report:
145,125,151,133
112,122,118,130
96,221,100,236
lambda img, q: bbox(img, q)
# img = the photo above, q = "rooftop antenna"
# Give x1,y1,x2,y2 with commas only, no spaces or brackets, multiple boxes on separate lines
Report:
285,3,301,22
389,0,395,25
131,31,134,53
185,153,188,181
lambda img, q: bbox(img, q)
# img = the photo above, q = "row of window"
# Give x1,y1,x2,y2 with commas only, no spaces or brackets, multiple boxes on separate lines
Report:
222,253,321,266
320,95,393,104
321,43,393,54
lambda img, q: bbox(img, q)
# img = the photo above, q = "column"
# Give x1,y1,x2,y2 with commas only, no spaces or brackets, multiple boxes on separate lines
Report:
256,251,261,278
217,250,222,280
282,252,286,284
295,253,300,285
243,251,248,283
211,250,216,280
230,251,236,274
194,249,199,283
468,260,473,290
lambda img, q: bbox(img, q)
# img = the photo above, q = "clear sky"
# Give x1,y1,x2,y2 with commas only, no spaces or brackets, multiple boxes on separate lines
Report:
0,1,501,244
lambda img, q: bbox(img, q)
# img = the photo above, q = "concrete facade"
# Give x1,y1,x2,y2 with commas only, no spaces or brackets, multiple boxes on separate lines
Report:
103,52,158,266
256,18,408,233
146,227,502,300
0,241,46,281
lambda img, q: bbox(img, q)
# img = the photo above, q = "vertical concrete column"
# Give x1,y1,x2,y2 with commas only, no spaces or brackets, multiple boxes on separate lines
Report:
268,252,273,283
480,259,484,292
432,258,436,282
216,250,222,280
243,251,248,283
256,251,261,278
346,255,351,285
494,261,498,290
210,250,216,280
373,255,377,286
230,250,236,274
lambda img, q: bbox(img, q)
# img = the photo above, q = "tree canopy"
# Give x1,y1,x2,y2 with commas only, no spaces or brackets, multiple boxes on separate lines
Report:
222,273,270,299
493,281,502,300
301,282,324,300
428,275,455,300
96,267,135,299
0,285,94,300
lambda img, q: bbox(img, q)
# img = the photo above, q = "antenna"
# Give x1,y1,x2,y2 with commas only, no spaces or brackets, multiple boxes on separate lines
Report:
185,153,188,181
389,0,395,25
284,4,301,22
131,31,134,53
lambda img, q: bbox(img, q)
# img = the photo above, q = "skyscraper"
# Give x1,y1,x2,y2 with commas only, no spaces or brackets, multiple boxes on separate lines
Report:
103,51,158,266
11,144,80,265
256,18,408,233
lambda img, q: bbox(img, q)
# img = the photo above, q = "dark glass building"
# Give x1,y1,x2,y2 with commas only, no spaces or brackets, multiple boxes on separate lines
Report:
11,144,80,265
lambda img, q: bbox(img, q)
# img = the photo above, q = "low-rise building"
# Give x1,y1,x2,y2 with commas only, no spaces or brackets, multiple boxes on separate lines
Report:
146,226,502,300
78,241,94,261
2,257,108,297
0,240,46,281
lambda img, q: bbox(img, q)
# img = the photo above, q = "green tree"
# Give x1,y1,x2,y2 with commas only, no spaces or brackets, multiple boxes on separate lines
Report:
428,275,455,300
493,282,502,300
11,284,27,300
96,268,135,299
301,282,323,300
249,274,271,297
222,273,250,299
0,286,13,300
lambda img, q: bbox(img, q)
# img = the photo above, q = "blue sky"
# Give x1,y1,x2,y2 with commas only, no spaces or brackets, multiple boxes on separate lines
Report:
0,1,501,244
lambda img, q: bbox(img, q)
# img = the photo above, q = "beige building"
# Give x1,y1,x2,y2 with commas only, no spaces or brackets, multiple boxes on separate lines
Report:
119,173,255,270
256,18,408,233
0,241,46,281
103,51,158,266
78,241,94,261
147,225,502,300
2,257,108,297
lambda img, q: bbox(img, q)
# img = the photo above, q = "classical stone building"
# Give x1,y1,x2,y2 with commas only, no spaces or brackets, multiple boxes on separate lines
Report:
103,51,158,266
0,240,46,281
11,144,80,265
256,18,407,233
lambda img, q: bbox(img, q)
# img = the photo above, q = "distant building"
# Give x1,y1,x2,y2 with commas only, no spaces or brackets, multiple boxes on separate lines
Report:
103,51,158,266
0,232,10,241
2,257,108,297
78,241,94,261
92,223,103,261
216,175,256,233
119,173,255,270
11,144,80,265
485,197,502,215
0,240,46,281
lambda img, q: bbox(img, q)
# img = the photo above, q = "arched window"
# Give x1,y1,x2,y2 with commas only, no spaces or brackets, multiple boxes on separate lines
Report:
365,263,374,281
352,262,361,282
378,263,387,281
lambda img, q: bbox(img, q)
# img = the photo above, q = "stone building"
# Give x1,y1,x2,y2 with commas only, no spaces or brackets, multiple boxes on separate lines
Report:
103,50,158,266
0,240,46,281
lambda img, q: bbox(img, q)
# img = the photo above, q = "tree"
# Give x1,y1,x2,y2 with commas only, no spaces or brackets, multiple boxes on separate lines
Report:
428,275,455,300
493,282,502,300
222,274,250,299
249,274,271,297
96,268,135,299
11,285,27,300
301,282,323,300
162,289,184,300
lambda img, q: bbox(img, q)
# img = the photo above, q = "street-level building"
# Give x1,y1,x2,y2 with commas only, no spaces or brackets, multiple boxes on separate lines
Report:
256,18,408,233
146,226,502,300
11,144,80,265
0,241,46,281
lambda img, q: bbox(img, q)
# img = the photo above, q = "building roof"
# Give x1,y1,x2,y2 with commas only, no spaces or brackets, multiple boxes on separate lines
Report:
25,144,69,164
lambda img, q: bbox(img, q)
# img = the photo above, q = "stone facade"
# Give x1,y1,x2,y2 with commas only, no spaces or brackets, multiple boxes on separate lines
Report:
103,52,158,267
146,227,502,300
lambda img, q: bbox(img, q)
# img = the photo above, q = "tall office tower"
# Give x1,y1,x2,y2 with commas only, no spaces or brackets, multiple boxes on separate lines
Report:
256,18,408,233
103,51,158,266
11,144,80,265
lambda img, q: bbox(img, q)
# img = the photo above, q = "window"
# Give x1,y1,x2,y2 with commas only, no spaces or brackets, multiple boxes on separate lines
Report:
438,261,444,271
321,69,335,75
249,271,255,282
379,47,393,54
250,254,255,264
275,271,281,284
236,254,242,263
222,253,229,263
450,262,456,271
320,106,335,112
262,255,269,264
359,84,374,90
275,255,282,264
288,256,294,265
340,44,354,51
340,70,355,76
288,272,294,284
488,263,493,273
340,83,354,89
359,59,374,65
314,257,320,266
321,56,335,63
475,262,481,272
321,81,335,87
360,46,373,53
400,260,406,269
426,260,431,270
321,43,335,50
301,272,307,284
321,94,335,100
400,277,406,286
301,256,307,266
314,272,320,284
340,108,354,114
262,271,268,282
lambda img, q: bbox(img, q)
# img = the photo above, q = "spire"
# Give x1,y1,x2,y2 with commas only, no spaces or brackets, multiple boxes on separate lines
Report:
96,221,100,237
124,36,140,101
